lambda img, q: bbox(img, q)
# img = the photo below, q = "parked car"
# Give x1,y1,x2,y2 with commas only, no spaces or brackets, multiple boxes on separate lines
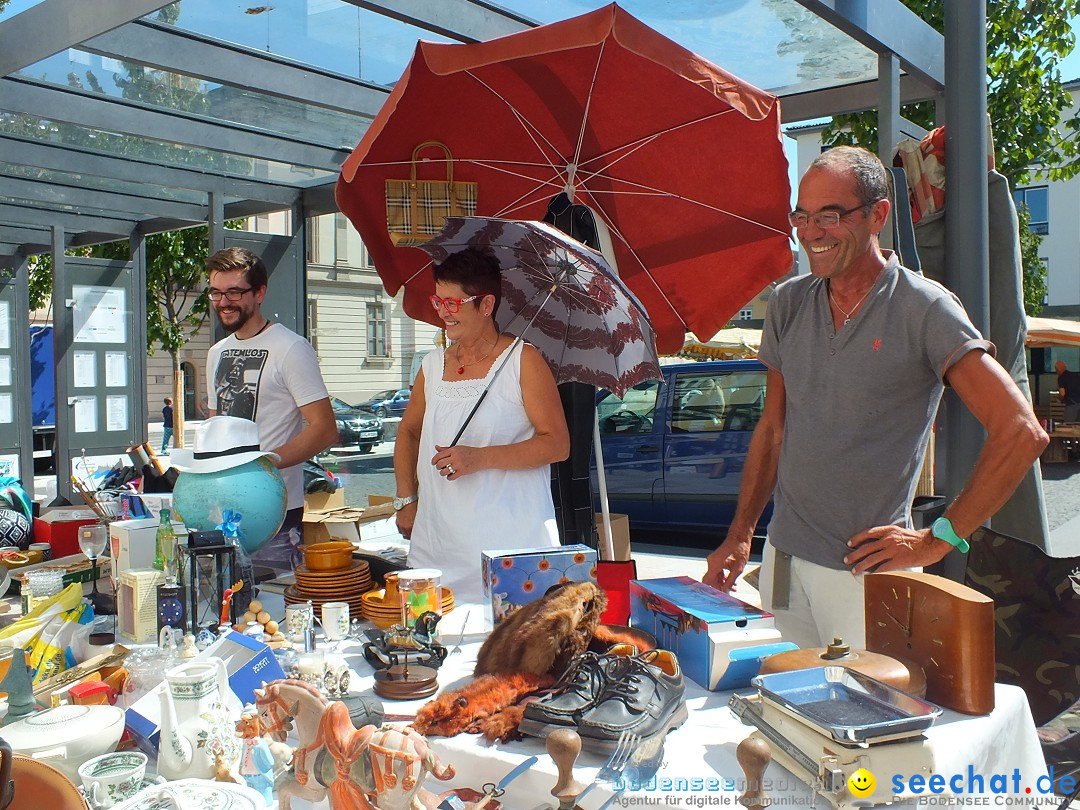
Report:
591,359,772,537
360,388,411,418
330,396,383,453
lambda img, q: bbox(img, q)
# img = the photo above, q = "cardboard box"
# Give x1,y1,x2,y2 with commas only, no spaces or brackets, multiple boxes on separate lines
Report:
594,513,631,561
482,544,598,627
117,568,165,643
304,488,345,512
32,507,100,558
302,502,396,545
630,576,792,691
109,518,186,576
125,631,285,752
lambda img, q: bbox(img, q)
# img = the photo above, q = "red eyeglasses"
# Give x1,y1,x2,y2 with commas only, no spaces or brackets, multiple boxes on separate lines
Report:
430,294,480,314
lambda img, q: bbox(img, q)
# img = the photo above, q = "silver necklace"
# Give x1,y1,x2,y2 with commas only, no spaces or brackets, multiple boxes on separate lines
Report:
828,281,875,325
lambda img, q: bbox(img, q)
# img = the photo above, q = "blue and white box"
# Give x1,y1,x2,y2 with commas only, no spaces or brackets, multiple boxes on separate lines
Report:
630,576,795,691
481,544,597,628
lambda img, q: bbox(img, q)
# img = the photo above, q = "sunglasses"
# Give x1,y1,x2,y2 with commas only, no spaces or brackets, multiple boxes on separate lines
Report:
430,294,481,314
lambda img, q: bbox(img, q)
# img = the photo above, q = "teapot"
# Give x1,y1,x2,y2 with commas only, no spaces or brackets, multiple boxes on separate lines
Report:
156,659,241,781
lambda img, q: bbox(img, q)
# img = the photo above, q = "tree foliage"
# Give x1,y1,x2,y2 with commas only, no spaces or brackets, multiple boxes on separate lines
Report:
820,0,1080,315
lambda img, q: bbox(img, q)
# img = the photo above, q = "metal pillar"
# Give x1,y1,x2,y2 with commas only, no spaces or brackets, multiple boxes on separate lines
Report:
940,0,989,579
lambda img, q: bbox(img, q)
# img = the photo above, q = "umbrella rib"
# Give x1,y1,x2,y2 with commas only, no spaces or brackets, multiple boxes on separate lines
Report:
570,39,606,178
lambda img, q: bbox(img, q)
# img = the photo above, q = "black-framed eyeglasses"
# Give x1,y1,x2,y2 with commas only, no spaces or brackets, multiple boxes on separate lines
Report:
787,203,873,230
207,287,254,302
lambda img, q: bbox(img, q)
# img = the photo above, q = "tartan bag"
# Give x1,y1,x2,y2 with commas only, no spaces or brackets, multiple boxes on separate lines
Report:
385,141,478,247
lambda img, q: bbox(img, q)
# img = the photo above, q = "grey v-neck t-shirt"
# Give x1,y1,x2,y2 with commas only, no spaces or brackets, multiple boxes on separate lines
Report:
758,252,993,569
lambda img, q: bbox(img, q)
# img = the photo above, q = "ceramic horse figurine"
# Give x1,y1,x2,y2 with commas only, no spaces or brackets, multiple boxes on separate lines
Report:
254,679,456,810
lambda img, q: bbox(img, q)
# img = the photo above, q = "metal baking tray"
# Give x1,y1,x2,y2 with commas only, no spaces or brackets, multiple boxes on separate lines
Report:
751,666,942,743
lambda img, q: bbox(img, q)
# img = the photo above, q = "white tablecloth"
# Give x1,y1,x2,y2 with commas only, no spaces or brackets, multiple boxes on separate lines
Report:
280,603,1051,810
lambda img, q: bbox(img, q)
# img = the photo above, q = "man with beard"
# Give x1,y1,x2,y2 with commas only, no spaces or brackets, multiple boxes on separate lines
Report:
205,247,338,574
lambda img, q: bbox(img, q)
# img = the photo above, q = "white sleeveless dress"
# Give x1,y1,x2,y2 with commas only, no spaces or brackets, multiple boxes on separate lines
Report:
407,342,560,604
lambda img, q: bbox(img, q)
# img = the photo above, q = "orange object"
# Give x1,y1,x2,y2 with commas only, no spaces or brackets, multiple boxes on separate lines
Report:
303,542,354,571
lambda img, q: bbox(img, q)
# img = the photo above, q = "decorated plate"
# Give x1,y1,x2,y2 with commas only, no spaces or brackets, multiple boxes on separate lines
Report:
111,778,265,809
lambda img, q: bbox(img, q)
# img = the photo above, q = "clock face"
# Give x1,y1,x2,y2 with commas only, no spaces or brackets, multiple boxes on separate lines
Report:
159,596,185,626
864,571,996,715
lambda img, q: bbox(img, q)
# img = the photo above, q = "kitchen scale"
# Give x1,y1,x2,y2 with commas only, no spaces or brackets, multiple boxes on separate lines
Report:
730,667,944,809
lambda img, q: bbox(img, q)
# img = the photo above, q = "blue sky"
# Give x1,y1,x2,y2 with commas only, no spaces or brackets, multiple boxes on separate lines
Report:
1059,16,1080,81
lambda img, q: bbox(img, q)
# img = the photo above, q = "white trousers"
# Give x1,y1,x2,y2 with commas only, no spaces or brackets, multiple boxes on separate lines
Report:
758,541,867,649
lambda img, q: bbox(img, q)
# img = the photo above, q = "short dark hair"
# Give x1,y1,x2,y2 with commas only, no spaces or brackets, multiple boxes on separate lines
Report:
432,248,502,320
808,145,890,207
164,397,172,405
206,247,268,290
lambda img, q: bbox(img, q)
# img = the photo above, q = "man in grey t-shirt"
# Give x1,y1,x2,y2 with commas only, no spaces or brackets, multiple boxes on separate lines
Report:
703,146,1048,647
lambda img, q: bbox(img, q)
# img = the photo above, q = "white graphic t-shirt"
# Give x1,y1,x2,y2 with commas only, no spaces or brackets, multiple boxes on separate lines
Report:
207,324,329,510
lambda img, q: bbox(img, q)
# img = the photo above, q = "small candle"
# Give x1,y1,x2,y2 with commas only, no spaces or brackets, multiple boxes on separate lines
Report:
297,650,325,677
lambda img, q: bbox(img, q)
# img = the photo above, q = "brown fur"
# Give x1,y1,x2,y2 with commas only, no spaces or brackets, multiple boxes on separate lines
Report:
475,582,607,677
413,672,553,741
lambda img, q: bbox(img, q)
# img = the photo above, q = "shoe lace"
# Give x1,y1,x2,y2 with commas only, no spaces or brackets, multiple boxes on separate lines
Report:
555,652,604,696
600,654,662,710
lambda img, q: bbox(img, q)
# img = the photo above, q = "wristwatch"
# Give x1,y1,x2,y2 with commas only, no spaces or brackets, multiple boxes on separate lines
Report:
393,495,418,511
931,516,970,553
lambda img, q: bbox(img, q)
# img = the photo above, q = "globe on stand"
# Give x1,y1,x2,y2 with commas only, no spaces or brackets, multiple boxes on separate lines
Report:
172,457,287,553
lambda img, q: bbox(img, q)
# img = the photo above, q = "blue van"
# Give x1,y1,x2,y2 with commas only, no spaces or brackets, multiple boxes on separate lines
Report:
591,359,772,536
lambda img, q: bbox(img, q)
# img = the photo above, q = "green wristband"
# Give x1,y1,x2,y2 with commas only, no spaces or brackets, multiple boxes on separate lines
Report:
931,516,970,554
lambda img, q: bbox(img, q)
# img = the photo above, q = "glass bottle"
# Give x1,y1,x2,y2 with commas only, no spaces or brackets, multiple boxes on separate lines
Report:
153,508,172,573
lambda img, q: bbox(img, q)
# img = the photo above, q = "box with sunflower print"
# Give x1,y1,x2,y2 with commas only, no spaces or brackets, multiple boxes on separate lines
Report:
481,544,597,628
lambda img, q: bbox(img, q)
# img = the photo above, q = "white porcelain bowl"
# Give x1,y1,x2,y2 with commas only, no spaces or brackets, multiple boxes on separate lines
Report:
1,704,125,777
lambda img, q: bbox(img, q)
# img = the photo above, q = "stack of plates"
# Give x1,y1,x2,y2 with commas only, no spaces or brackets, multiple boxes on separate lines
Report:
360,586,455,629
284,559,373,613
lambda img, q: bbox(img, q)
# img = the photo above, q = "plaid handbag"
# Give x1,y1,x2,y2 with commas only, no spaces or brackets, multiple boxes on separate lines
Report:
385,141,477,247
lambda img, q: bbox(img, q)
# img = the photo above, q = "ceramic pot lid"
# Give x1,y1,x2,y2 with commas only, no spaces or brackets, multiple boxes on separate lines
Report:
758,637,927,697
1,704,125,754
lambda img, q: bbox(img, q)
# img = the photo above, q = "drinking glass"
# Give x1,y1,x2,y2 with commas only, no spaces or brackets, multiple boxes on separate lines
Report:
78,524,109,611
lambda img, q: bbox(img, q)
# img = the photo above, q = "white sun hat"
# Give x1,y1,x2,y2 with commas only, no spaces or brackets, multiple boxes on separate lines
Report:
170,415,280,474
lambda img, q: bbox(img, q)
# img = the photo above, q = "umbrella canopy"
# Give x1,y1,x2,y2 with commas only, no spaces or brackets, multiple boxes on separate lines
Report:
1026,316,1080,348
416,216,660,399
336,2,793,355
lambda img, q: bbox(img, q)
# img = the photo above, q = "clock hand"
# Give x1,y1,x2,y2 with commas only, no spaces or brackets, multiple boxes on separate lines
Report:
905,595,914,637
882,607,910,634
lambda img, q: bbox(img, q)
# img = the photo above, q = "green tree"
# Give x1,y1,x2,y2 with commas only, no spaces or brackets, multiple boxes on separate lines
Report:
820,0,1080,313
1017,205,1049,315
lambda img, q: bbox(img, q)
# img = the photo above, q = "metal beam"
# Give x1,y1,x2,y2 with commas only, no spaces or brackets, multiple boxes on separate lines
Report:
0,175,208,222
0,77,349,172
778,74,938,124
793,0,944,90
343,0,533,43
0,135,299,205
81,20,390,118
0,204,134,236
0,0,174,77
302,183,340,217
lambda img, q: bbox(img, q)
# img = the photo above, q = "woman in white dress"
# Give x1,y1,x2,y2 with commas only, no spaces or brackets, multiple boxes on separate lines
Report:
393,249,570,603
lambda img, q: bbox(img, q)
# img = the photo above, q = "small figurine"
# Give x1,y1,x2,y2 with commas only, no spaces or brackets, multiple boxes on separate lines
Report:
178,633,198,659
236,706,275,806
220,579,245,627
0,650,36,724
363,611,448,670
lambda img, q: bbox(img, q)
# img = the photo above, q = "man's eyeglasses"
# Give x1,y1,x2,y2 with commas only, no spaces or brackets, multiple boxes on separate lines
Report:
430,294,480,314
788,203,873,230
207,287,254,302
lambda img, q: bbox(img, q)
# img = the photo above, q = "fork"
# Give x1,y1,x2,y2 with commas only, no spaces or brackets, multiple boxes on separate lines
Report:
576,730,641,805
449,607,472,654
622,732,665,784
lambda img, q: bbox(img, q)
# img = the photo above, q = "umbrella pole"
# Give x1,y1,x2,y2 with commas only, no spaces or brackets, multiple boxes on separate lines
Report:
592,411,615,562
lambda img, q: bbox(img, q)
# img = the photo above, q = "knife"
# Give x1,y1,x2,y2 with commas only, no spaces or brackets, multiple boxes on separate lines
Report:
438,755,539,810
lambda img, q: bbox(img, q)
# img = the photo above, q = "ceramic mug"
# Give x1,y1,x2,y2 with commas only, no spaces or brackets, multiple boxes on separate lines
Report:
78,751,147,809
321,602,349,640
285,603,313,640
28,543,51,562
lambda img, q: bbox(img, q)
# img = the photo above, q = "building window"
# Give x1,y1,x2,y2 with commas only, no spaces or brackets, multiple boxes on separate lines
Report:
306,216,319,264
1013,186,1048,234
360,240,376,270
738,309,754,320
367,303,388,357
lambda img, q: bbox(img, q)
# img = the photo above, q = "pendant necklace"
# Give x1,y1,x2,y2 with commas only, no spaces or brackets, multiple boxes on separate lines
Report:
455,337,497,375
828,281,875,326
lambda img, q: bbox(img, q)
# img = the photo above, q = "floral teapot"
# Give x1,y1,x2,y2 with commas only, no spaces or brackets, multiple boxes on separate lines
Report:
157,658,242,781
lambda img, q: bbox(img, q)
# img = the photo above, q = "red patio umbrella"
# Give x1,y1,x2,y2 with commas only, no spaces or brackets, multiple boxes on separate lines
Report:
336,3,793,354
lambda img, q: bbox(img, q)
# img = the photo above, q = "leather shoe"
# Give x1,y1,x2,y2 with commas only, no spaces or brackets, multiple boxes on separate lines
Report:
576,650,687,751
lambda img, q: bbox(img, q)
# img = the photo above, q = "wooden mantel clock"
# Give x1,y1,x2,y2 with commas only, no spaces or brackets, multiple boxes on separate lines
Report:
864,571,995,715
